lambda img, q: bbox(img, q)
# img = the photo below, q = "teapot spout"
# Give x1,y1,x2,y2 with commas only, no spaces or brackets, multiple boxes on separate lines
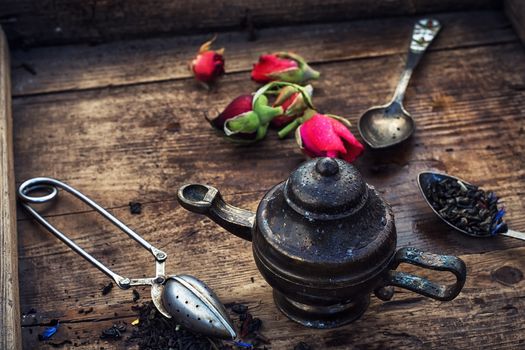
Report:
177,184,254,241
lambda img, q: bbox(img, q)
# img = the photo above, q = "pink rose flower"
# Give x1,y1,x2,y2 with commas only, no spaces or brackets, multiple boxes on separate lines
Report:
296,113,364,162
251,52,319,85
207,94,283,143
190,38,225,85
271,85,313,128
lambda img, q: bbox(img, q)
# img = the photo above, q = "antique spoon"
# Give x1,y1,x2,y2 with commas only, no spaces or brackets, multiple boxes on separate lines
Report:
358,18,441,148
18,177,237,339
418,171,525,241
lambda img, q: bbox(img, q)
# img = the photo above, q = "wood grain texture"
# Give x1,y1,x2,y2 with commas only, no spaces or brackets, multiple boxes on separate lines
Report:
2,0,501,48
12,44,525,236
0,27,21,350
20,246,525,349
9,10,525,350
505,0,525,45
11,11,517,96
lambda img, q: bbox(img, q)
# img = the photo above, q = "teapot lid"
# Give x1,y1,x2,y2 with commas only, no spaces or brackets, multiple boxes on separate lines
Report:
284,158,368,220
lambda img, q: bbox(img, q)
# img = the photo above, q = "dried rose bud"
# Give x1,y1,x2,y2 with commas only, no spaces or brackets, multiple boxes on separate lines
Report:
251,52,319,85
208,94,283,143
190,37,225,86
271,84,313,128
296,113,364,162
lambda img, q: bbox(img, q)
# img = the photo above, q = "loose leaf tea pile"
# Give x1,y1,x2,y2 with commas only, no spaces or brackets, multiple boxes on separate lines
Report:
128,302,221,349
127,302,270,350
426,177,507,236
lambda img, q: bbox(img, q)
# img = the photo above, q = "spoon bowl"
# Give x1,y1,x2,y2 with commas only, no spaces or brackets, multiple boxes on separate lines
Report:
417,171,482,237
358,102,414,148
358,18,441,149
417,171,525,240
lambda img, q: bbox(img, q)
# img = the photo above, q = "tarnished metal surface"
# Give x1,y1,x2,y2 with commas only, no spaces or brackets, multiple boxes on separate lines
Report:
178,158,467,328
386,247,466,301
284,158,369,220
178,183,255,241
162,275,236,339
418,171,525,241
357,18,441,148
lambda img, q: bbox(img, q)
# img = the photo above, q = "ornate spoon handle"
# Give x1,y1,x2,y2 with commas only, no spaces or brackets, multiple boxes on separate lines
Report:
410,18,442,53
392,18,442,104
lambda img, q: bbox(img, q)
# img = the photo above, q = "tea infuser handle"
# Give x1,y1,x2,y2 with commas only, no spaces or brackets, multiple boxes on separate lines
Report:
177,184,255,241
385,247,466,301
18,177,167,289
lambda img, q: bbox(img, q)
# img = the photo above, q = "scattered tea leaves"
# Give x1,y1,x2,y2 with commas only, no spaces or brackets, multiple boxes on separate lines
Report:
128,302,217,349
231,303,248,314
132,289,140,302
101,282,114,296
127,302,270,350
100,322,127,340
129,202,142,215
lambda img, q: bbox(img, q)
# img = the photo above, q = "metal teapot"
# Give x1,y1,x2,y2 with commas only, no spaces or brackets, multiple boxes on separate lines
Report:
177,158,466,328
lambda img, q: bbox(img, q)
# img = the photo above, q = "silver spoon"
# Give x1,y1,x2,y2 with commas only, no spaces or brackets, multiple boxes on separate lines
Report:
417,171,525,241
358,18,441,149
18,177,236,340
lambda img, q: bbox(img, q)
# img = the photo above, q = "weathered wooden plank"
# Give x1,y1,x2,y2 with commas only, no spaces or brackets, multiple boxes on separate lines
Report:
2,0,501,48
13,41,525,349
505,0,525,45
10,12,525,349
15,185,525,319
11,43,525,221
10,11,517,96
0,27,21,350
20,244,525,349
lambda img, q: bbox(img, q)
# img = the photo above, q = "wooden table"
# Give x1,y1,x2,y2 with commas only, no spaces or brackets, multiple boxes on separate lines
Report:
2,6,525,350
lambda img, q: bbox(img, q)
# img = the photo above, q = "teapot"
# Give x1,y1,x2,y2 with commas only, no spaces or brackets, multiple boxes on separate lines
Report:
177,158,466,328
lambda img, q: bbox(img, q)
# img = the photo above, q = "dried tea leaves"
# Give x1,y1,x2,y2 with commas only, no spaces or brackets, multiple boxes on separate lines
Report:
101,282,114,296
100,322,127,340
127,302,270,350
426,177,507,236
128,302,220,349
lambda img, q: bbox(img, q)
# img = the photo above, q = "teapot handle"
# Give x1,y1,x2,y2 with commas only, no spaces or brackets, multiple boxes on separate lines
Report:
177,184,255,242
378,247,466,301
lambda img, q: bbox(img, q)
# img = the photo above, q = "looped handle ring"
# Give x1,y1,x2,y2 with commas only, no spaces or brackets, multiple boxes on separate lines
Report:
18,178,59,204
17,177,168,289
381,247,466,301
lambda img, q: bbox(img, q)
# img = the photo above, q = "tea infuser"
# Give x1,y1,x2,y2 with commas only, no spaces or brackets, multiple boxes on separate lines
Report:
418,171,525,241
18,177,236,340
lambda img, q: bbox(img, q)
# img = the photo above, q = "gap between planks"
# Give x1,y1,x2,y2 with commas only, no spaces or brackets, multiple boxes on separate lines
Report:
19,244,525,349
11,39,521,100
10,11,518,97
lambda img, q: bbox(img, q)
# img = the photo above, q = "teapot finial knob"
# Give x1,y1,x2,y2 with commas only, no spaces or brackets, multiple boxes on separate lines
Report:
315,157,339,177
284,158,368,220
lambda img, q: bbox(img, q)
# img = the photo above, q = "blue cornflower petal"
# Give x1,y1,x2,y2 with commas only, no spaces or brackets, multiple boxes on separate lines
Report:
492,208,506,224
39,322,59,340
233,340,253,348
